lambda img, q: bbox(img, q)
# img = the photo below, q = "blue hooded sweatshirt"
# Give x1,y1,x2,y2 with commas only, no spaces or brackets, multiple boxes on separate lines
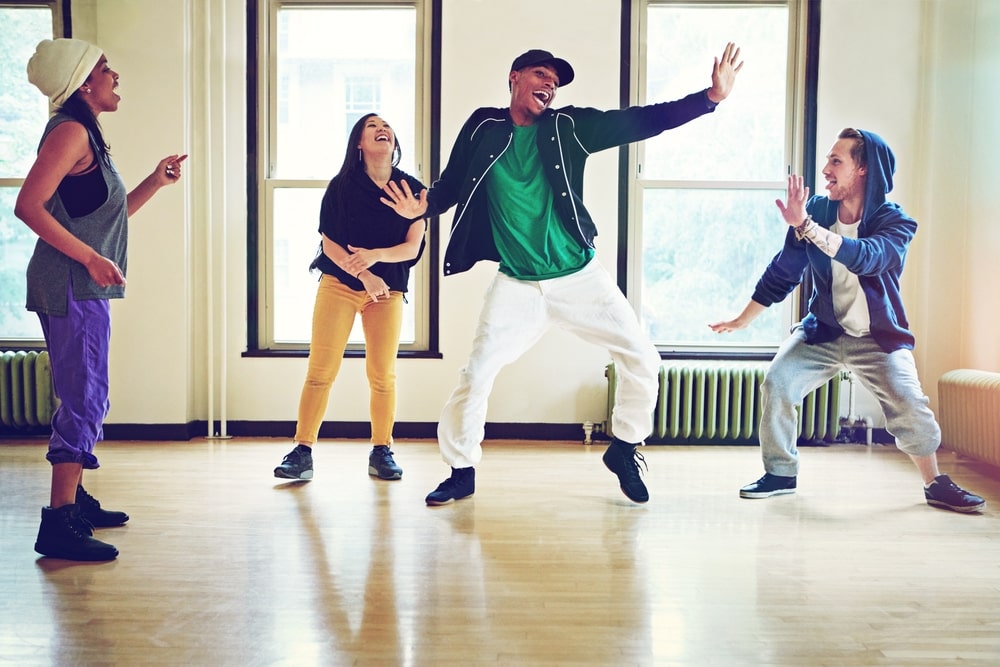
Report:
751,130,917,353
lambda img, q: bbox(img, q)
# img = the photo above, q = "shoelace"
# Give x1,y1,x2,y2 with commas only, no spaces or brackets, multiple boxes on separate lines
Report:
624,450,647,479
77,486,100,509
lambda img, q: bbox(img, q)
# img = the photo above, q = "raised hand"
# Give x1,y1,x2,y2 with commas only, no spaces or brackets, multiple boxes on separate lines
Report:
775,174,810,227
707,42,744,104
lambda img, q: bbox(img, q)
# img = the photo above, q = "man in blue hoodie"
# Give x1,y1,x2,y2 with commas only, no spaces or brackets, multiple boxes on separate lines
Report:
710,128,985,513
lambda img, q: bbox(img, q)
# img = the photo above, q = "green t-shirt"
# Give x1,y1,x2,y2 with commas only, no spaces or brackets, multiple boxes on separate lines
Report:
485,124,592,280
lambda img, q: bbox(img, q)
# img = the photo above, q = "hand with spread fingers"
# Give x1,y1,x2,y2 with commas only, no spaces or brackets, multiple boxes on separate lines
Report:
707,41,744,104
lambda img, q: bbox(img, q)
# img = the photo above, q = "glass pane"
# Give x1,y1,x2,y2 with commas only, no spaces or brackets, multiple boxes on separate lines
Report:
0,188,44,339
640,188,790,347
274,7,417,179
270,188,417,345
0,7,52,179
642,5,787,182
0,6,52,342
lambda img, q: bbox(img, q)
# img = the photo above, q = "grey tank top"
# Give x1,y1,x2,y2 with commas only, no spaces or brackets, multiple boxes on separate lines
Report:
25,114,129,316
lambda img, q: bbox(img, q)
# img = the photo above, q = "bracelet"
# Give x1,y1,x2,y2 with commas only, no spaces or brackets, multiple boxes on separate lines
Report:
794,215,817,241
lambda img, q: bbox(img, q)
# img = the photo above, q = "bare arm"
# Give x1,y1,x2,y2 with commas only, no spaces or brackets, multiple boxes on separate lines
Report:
14,122,125,287
341,219,426,276
126,154,187,217
708,299,768,334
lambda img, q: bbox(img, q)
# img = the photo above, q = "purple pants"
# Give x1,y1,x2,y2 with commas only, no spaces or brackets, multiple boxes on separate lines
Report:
37,285,111,469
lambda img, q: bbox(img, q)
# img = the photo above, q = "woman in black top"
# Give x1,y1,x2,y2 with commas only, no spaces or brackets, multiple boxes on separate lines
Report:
273,113,426,482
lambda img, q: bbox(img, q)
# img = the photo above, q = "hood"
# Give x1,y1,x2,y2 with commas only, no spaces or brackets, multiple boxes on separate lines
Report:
858,129,896,223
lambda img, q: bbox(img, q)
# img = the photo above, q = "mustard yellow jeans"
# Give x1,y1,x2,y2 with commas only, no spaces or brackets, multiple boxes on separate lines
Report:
294,274,403,445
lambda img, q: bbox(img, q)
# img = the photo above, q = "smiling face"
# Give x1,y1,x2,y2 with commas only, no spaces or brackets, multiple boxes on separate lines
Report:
357,115,396,158
822,137,867,203
82,55,120,114
508,63,560,125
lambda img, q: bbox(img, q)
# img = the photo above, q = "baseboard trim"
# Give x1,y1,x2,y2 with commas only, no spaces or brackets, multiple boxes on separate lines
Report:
2,423,896,446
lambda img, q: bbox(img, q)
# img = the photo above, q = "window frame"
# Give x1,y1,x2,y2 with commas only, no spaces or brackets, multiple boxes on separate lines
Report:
0,0,66,351
246,0,441,358
621,0,818,360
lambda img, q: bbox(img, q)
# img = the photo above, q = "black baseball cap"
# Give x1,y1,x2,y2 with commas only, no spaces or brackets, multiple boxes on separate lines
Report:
510,49,574,87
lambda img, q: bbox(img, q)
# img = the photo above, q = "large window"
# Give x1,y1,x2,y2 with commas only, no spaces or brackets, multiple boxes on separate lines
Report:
629,0,809,354
0,2,61,347
254,0,433,352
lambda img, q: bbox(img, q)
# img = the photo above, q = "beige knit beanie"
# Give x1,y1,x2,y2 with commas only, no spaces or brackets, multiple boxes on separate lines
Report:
27,38,103,107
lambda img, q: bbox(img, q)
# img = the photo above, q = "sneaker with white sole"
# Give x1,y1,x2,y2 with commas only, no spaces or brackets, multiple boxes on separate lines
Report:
740,472,797,499
368,445,403,480
274,444,314,480
924,474,985,513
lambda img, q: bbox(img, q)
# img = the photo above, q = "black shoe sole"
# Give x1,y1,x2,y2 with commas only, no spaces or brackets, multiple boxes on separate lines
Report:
34,543,119,561
425,492,472,506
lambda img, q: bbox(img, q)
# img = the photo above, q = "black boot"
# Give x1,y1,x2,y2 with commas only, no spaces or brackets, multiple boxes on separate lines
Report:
602,438,649,503
34,504,119,561
425,467,476,505
76,485,129,527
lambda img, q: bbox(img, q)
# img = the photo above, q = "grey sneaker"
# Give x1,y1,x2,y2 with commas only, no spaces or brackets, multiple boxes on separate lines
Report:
274,444,314,480
368,445,403,480
925,474,986,513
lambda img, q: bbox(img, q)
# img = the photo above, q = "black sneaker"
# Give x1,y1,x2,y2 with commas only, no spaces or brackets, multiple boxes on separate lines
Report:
369,445,403,480
34,504,119,561
425,467,475,506
75,485,129,527
740,473,797,499
925,474,986,513
602,439,649,503
274,444,314,480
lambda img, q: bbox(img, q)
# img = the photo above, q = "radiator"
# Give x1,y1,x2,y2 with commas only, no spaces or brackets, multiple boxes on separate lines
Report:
1,350,56,428
938,369,1000,468
605,363,841,444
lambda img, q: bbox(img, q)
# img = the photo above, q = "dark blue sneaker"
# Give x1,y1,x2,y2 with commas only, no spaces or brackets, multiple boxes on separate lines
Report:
925,474,985,513
274,444,314,480
740,473,797,499
602,439,649,503
369,445,403,480
425,467,475,505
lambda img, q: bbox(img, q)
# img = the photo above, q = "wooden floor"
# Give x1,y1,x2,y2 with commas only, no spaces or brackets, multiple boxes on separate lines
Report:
1,438,1000,666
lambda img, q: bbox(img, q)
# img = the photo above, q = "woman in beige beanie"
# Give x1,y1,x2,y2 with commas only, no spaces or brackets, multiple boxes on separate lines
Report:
15,38,188,562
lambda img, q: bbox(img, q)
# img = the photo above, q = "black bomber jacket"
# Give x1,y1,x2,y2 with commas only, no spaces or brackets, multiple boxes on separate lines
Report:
424,89,719,276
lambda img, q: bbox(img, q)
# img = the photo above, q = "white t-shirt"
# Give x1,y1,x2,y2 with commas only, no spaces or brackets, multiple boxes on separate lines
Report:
831,220,870,337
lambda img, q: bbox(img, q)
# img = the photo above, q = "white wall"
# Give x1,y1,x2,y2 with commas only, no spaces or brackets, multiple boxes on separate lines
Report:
72,0,1000,434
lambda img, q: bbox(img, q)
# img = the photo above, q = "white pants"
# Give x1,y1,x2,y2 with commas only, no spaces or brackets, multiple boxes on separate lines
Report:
437,260,660,468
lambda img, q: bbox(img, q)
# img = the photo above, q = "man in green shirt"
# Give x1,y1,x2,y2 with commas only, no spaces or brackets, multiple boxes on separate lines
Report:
384,45,743,505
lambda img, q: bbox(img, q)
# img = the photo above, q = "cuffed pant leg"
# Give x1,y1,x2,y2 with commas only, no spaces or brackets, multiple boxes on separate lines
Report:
39,291,111,470
847,342,940,458
437,272,548,468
